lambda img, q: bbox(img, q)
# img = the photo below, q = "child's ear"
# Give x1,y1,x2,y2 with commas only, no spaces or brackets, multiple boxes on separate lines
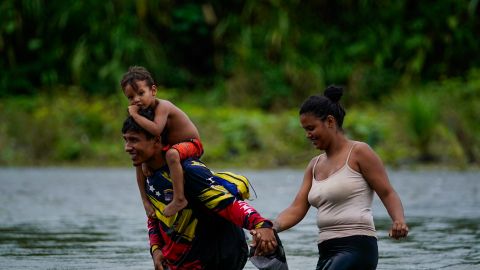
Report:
151,85,158,95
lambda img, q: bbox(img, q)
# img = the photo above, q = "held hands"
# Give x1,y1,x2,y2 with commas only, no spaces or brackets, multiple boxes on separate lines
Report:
249,228,278,256
389,220,409,239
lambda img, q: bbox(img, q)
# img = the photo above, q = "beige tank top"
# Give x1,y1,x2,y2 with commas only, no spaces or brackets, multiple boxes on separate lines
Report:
307,143,376,243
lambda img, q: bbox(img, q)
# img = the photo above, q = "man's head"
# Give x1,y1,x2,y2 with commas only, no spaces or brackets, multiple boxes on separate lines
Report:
122,108,162,166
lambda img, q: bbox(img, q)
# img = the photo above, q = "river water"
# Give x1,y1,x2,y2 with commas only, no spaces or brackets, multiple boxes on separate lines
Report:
0,168,479,269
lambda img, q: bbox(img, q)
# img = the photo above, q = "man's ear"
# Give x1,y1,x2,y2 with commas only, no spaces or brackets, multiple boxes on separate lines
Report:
153,136,163,147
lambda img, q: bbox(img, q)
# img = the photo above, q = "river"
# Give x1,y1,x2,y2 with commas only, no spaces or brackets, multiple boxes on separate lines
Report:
0,168,479,269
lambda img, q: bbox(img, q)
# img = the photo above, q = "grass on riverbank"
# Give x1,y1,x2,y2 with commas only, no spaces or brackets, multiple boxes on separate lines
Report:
1,75,479,169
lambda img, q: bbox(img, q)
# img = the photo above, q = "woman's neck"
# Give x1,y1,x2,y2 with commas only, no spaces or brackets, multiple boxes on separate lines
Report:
324,133,349,157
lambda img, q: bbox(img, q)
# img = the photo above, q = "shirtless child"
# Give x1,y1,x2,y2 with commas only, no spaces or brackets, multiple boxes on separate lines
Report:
121,66,203,217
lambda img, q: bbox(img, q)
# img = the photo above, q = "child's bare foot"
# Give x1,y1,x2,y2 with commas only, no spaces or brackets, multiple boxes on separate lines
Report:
163,198,188,217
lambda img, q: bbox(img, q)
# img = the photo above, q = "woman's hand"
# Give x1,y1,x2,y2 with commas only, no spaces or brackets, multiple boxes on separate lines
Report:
249,228,277,256
389,220,409,239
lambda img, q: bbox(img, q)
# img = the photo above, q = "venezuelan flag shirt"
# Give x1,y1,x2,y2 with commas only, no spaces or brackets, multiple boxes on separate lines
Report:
146,159,272,270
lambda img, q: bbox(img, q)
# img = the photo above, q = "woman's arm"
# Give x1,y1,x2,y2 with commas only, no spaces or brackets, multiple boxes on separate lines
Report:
273,158,315,232
355,143,409,239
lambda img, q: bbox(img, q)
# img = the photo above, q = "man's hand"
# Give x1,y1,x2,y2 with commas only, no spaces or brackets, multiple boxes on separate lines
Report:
144,200,156,219
389,220,409,239
249,227,277,256
152,249,165,270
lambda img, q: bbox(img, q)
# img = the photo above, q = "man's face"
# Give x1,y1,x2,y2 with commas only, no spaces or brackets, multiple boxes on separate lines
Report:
123,130,156,166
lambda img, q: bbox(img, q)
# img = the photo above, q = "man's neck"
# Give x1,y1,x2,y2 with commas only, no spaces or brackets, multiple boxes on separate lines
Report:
146,152,167,171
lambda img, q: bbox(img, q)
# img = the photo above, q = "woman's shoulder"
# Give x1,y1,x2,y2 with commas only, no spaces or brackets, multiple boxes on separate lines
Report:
351,141,372,152
350,141,380,164
307,153,325,167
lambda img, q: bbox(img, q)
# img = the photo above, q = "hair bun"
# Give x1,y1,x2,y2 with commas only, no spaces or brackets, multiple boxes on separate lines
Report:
324,85,343,103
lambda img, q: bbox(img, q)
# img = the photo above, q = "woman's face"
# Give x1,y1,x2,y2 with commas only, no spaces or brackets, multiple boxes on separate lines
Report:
300,113,330,150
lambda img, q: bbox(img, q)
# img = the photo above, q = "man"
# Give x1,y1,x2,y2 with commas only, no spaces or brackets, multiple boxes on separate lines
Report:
122,109,277,270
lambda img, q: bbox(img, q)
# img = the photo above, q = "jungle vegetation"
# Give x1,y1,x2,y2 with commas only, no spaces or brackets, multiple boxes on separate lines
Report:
1,1,479,168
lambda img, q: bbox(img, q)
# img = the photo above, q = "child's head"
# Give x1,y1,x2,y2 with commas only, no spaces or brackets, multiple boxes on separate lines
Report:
121,66,157,109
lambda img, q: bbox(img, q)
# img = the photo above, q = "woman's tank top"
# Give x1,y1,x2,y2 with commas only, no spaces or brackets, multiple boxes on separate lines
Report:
307,143,376,243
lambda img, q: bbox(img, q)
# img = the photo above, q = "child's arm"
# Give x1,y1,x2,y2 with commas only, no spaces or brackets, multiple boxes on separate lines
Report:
128,100,169,136
136,165,156,218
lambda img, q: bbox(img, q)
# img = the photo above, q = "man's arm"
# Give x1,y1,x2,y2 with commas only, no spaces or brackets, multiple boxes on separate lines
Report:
183,160,277,254
135,166,156,217
147,217,164,255
147,217,167,270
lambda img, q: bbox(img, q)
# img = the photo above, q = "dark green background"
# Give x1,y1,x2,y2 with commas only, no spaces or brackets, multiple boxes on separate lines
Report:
1,1,479,168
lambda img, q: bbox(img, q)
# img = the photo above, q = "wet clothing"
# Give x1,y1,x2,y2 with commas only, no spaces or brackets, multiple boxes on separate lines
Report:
308,143,376,243
316,235,378,270
308,143,378,269
163,138,204,160
146,158,273,270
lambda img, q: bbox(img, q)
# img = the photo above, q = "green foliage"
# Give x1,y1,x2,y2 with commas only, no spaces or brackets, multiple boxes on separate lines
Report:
0,90,125,165
2,1,480,110
1,1,479,168
184,107,311,168
0,75,478,168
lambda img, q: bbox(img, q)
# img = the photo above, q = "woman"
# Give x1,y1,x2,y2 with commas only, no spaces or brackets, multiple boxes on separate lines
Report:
273,86,408,269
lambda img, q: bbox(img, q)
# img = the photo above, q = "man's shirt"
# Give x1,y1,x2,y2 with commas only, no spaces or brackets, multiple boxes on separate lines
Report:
145,159,272,270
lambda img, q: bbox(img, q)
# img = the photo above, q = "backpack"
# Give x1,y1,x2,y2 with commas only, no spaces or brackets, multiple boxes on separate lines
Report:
213,171,256,201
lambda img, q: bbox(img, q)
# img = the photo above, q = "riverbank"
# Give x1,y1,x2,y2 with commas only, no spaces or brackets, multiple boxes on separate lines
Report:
1,77,479,169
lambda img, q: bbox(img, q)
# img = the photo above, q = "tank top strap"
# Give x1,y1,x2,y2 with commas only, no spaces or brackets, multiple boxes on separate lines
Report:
345,142,358,165
312,154,323,179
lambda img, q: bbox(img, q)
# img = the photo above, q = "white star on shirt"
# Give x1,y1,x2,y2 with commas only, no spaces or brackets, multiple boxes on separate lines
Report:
155,191,161,197
149,185,155,192
207,177,215,184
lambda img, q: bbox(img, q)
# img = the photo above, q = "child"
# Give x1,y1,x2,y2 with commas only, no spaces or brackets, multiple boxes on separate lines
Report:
121,66,203,217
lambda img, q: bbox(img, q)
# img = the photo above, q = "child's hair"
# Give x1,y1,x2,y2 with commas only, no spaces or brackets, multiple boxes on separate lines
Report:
120,66,155,91
299,85,346,129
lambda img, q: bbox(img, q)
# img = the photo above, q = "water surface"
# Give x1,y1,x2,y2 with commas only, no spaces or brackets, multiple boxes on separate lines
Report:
0,168,479,269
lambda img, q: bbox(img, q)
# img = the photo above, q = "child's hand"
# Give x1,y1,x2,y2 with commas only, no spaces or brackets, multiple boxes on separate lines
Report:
142,163,153,177
144,200,156,219
128,105,140,116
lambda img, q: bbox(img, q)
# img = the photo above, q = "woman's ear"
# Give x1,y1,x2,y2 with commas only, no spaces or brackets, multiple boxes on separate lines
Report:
326,115,336,128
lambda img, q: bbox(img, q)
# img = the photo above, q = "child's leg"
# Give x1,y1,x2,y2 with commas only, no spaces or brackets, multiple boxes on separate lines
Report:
163,148,188,217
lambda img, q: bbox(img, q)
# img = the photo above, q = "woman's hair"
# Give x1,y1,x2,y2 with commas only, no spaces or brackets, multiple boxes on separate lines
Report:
299,85,346,128
120,66,155,91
